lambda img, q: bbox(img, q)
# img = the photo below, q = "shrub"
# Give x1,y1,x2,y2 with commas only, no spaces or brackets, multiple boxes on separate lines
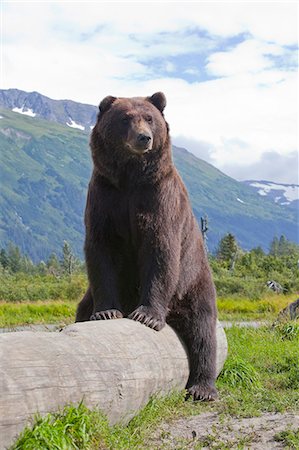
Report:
218,357,261,390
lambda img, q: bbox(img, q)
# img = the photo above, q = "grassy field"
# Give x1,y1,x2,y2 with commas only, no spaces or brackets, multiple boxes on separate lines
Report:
10,324,299,449
0,269,298,326
0,293,297,327
2,272,298,448
0,301,77,328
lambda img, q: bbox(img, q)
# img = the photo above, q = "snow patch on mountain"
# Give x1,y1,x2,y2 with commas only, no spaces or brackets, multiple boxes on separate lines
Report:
66,118,85,131
12,106,36,117
249,182,298,203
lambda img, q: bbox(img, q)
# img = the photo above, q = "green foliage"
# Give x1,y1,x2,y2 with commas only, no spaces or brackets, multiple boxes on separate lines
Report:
274,428,299,448
269,355,299,389
0,242,84,276
0,272,87,303
210,236,299,298
273,321,299,341
218,357,261,389
10,402,110,450
216,326,299,416
61,241,80,276
216,233,239,265
269,234,298,257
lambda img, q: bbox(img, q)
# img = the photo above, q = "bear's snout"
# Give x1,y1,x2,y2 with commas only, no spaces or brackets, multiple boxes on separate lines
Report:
137,133,152,146
127,126,153,154
134,131,153,153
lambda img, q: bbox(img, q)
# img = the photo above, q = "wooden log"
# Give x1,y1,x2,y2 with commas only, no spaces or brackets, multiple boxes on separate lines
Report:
0,319,227,449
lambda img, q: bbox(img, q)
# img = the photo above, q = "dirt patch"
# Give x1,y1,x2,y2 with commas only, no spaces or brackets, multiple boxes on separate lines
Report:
151,412,299,449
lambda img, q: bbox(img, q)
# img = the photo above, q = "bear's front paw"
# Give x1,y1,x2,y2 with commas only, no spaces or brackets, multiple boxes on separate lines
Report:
187,383,218,402
90,310,123,320
128,305,166,331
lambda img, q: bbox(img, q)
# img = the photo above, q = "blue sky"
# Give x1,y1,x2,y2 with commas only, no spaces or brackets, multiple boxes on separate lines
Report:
1,1,298,183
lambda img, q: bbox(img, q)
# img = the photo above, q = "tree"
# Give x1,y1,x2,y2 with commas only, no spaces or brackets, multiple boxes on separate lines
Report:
7,243,22,273
61,241,78,276
216,233,239,271
278,235,288,256
251,246,265,257
47,252,61,276
269,235,299,258
20,255,34,273
0,249,9,270
269,236,279,256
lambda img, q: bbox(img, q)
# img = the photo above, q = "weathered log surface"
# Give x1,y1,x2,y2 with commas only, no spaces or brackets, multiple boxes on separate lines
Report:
0,319,227,449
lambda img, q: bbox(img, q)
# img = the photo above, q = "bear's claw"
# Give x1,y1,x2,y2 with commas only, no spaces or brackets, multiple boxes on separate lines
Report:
129,306,165,331
187,384,218,402
90,310,123,321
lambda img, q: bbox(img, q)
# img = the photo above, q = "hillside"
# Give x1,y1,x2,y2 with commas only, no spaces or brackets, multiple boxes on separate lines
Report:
0,88,97,131
0,106,298,261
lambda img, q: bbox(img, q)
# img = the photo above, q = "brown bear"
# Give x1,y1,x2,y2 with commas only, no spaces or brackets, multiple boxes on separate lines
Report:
76,92,218,401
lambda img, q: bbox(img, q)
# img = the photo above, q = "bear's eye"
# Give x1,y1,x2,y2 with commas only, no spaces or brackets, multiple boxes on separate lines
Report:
145,115,153,123
121,116,130,124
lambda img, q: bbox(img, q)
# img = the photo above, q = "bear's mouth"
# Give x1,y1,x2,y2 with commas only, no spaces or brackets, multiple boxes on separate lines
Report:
126,143,152,156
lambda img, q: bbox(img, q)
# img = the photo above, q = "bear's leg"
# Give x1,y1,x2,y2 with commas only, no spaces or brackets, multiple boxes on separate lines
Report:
75,287,93,322
76,287,123,322
168,292,218,401
85,239,124,321
128,237,181,331
185,313,218,401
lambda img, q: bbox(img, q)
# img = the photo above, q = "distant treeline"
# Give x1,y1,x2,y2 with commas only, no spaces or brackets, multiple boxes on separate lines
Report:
0,241,84,276
0,234,298,300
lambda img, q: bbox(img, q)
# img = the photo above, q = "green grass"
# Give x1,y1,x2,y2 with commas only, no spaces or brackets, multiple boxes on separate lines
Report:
10,325,299,449
274,428,299,448
217,357,261,390
0,271,296,327
0,301,77,327
217,293,297,321
9,402,110,450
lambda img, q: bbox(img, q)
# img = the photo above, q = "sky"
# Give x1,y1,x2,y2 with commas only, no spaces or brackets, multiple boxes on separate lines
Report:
1,1,298,184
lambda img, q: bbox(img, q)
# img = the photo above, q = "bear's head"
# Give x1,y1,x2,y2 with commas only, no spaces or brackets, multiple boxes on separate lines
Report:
91,93,169,169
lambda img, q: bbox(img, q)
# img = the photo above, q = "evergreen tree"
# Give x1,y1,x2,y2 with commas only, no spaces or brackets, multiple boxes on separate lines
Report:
0,248,9,269
20,255,34,273
216,233,239,262
269,236,279,256
278,235,289,256
47,252,60,269
61,241,78,275
7,243,22,272
251,246,264,257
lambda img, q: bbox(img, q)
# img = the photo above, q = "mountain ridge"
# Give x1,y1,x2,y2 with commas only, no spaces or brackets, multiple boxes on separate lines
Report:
0,90,298,261
0,88,97,132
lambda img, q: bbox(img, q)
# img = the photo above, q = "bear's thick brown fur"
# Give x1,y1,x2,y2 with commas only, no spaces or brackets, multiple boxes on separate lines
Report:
76,92,218,401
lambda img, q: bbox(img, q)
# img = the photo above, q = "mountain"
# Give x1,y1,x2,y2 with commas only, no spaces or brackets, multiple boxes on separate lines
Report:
0,88,97,132
0,90,298,261
243,180,299,211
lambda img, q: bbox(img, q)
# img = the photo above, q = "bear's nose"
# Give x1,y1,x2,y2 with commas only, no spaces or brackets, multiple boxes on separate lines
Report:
137,133,151,144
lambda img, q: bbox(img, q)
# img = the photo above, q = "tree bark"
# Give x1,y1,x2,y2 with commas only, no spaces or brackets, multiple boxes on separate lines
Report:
0,319,227,449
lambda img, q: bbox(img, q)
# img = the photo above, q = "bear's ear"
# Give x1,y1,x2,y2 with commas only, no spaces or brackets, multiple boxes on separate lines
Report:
99,96,117,113
147,92,166,113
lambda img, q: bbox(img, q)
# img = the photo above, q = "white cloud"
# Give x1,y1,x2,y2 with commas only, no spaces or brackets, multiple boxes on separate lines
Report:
206,39,284,77
221,151,299,184
1,2,298,183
